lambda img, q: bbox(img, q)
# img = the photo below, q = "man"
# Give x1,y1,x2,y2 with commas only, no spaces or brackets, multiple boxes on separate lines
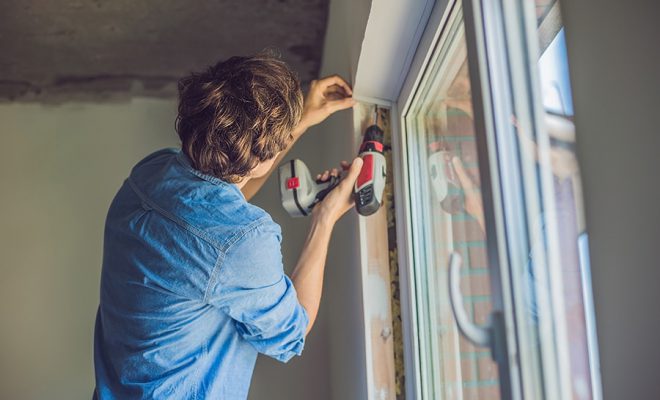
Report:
93,53,362,399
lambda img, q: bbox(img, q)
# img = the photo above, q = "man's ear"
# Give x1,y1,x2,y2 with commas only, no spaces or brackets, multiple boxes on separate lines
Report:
250,157,277,179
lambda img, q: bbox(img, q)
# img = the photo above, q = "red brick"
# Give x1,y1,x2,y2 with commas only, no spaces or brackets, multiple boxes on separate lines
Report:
478,356,499,381
473,300,493,325
460,274,492,297
459,334,477,354
462,387,482,400
460,385,502,400
464,219,486,242
455,384,501,399
477,386,501,399
460,357,476,382
461,387,477,400
442,358,458,382
468,247,488,268
452,222,468,243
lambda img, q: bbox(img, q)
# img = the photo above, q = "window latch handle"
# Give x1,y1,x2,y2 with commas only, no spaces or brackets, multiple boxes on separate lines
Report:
448,251,492,347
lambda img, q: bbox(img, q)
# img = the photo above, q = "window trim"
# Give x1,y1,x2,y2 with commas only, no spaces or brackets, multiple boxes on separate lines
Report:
351,1,461,398
372,0,492,397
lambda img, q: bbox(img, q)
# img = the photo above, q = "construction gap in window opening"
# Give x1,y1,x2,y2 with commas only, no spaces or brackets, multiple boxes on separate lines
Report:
354,102,405,399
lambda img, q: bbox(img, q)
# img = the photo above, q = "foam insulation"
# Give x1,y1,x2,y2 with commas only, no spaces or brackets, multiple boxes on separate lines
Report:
378,106,406,400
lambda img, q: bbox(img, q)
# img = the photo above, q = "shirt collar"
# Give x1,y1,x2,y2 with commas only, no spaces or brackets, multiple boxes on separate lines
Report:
175,149,245,199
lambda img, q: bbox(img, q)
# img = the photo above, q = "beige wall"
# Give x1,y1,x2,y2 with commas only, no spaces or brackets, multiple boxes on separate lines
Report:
0,98,332,400
562,0,660,397
314,0,374,399
0,99,179,400
249,124,332,400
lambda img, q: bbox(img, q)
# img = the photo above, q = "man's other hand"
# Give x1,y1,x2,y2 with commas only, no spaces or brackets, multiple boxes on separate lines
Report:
297,75,356,134
452,156,485,231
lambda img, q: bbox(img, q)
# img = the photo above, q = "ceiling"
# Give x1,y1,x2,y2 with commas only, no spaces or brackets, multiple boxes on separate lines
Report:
0,0,329,102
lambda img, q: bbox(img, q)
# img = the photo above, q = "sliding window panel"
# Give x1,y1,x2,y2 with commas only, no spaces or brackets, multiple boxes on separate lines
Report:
463,0,603,398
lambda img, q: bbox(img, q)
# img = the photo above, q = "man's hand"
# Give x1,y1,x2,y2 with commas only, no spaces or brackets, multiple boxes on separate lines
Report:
296,75,356,136
241,75,355,201
452,156,485,231
312,158,364,224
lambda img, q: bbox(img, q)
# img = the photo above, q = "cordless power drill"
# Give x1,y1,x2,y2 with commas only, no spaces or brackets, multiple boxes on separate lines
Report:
278,159,340,217
278,108,387,217
353,120,386,216
428,141,464,214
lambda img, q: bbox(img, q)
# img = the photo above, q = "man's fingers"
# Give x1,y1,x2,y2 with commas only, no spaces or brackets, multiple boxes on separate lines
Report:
339,157,363,189
316,75,353,95
451,156,474,190
340,160,350,171
326,97,356,114
349,157,364,176
324,84,350,99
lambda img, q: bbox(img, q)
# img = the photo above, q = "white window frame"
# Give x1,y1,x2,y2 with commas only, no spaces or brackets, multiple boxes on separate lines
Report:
352,1,473,398
353,0,602,398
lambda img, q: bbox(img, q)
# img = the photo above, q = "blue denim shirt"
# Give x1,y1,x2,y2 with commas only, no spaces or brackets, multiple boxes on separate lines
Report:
94,148,308,399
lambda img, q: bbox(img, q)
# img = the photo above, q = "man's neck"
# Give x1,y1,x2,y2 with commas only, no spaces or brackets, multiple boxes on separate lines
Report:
235,177,250,190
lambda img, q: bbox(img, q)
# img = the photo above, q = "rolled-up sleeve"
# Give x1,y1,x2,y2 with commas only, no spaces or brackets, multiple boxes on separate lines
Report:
208,220,308,362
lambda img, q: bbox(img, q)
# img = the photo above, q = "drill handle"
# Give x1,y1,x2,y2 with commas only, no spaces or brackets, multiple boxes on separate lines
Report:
314,175,340,203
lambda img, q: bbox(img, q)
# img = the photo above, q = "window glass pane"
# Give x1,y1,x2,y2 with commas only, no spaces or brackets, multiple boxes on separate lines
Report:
539,28,595,400
504,1,601,398
404,5,500,399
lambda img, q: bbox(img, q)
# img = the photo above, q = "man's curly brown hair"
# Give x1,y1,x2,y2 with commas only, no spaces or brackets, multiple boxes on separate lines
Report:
175,53,304,183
